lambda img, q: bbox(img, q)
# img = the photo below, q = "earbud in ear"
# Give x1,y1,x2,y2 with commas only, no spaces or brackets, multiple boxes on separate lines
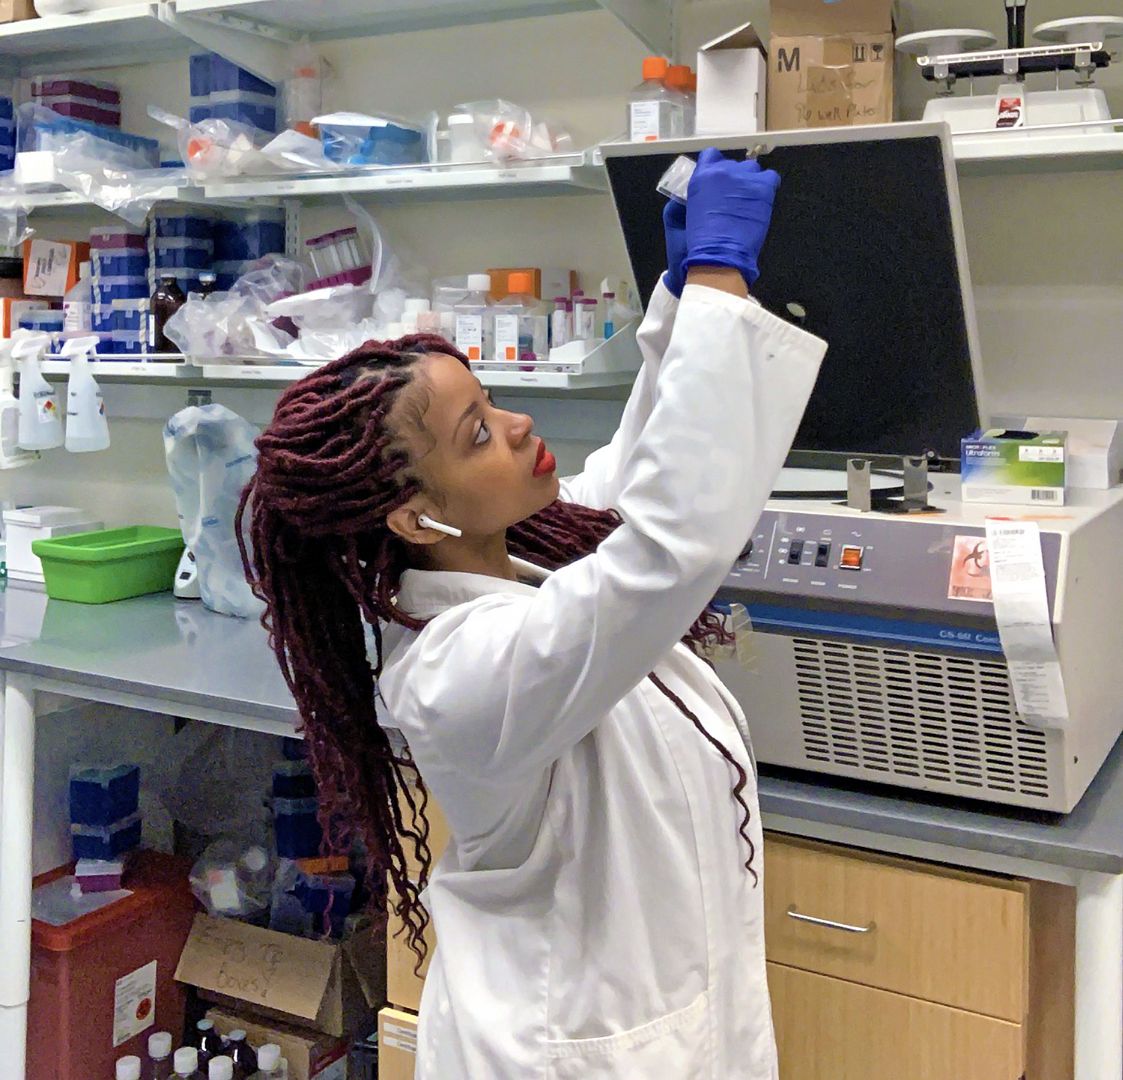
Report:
418,513,463,538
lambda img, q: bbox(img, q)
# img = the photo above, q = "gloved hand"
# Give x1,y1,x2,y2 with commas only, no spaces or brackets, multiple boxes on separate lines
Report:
681,147,781,287
661,199,688,298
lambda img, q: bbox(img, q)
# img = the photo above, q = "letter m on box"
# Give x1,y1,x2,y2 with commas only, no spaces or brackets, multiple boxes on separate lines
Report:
777,46,800,73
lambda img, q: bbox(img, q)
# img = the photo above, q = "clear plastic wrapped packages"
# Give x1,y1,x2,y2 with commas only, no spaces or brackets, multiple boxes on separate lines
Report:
189,836,275,920
451,99,575,162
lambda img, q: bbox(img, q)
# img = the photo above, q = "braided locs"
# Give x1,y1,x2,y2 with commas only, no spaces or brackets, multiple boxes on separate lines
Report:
239,335,758,967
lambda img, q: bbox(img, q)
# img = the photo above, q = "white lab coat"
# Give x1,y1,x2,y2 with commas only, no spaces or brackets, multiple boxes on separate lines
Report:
377,280,826,1079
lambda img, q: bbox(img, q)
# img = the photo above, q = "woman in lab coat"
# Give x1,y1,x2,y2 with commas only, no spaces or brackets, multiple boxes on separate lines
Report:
240,148,826,1079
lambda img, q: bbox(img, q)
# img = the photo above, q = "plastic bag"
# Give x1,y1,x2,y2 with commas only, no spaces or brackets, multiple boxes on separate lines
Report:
149,105,266,181
190,836,275,919
0,176,33,247
163,403,265,619
19,102,174,225
451,99,574,162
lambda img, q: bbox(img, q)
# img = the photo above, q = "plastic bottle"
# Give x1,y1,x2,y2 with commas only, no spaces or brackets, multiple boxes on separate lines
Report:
550,296,570,348
0,340,37,469
196,271,217,298
573,297,598,341
492,271,548,363
249,1044,285,1079
173,1046,202,1079
453,273,492,363
62,260,92,333
226,1028,257,1078
602,291,616,338
60,334,109,453
150,275,186,354
12,331,63,451
286,42,323,139
208,1057,234,1080
117,1056,143,1080
665,65,695,136
147,1031,175,1080
401,297,431,335
195,1018,224,1064
628,56,684,142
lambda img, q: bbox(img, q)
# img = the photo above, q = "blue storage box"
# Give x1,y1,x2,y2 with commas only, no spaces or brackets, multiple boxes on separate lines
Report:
94,276,148,305
209,93,277,134
153,244,213,271
189,53,212,97
153,212,214,241
273,761,316,799
17,108,159,167
214,213,285,261
293,872,355,938
112,336,145,356
189,103,213,126
282,737,306,761
19,310,64,332
0,97,13,121
274,796,322,859
111,299,147,333
93,249,149,278
209,53,276,96
69,763,139,826
92,306,114,333
0,119,14,148
71,811,141,860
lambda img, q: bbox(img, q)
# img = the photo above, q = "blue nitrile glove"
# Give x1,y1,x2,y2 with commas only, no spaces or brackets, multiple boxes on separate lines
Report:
681,147,782,287
662,198,688,298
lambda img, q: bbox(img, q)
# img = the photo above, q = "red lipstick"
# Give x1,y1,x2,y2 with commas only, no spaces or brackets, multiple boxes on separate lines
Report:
533,437,556,478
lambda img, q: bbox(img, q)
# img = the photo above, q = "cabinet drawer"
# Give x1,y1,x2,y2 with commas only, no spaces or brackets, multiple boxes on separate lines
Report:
763,835,1028,1021
768,962,1024,1080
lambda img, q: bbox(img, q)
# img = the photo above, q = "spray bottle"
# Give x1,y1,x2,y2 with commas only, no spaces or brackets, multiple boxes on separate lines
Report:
61,335,109,453
0,337,40,469
12,331,63,451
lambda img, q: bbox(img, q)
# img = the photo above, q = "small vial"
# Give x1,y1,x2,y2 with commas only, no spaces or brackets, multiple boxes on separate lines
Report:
574,297,598,341
550,297,570,348
602,291,616,338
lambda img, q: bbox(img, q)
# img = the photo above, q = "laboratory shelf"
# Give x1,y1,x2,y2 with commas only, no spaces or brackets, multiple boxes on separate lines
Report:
203,157,608,204
0,3,183,76
0,183,214,217
170,0,672,54
953,128,1123,175
41,358,199,379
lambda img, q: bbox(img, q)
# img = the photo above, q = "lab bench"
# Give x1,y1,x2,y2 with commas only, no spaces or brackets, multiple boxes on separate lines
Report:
0,586,1119,1078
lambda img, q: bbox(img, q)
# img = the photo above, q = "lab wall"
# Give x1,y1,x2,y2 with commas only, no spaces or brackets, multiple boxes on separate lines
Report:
6,2,1123,528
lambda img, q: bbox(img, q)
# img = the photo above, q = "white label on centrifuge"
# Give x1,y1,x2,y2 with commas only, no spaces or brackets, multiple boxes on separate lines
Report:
113,959,157,1047
454,314,483,361
1019,445,1064,463
493,313,520,362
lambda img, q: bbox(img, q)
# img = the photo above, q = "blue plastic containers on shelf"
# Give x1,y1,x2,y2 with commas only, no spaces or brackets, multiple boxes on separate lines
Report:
0,97,13,173
69,763,141,860
214,208,285,261
190,52,278,138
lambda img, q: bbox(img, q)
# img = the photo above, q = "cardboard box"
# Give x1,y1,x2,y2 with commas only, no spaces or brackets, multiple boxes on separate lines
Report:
696,22,768,135
768,0,894,130
206,1007,351,1080
487,267,577,302
386,879,437,1013
396,780,450,879
0,0,36,23
961,429,1067,506
377,1008,418,1080
175,913,386,1039
22,239,90,298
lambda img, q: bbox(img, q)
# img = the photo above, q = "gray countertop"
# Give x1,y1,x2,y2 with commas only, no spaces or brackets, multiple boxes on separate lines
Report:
1,585,1121,874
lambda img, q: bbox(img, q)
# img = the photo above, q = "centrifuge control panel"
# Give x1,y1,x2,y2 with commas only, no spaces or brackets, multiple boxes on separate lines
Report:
723,508,1061,618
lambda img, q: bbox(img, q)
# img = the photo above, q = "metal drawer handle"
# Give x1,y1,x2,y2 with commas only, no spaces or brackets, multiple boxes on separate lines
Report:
786,905,876,935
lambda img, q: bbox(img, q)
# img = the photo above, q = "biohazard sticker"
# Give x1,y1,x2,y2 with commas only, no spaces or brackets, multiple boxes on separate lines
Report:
113,960,156,1047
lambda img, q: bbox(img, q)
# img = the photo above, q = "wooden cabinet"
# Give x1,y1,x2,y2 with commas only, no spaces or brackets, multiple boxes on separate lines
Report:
764,834,1075,1080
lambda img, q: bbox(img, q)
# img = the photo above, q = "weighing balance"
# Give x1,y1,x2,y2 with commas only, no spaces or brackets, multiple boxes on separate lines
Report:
601,126,1123,811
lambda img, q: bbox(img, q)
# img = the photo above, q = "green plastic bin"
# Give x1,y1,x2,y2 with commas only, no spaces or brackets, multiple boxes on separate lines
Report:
32,526,185,604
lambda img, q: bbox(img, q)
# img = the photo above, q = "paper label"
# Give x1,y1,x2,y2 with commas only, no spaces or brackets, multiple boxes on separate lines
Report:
113,960,157,1047
34,389,59,424
454,313,483,361
629,100,682,141
994,84,1026,129
493,313,519,361
62,300,89,333
25,239,73,296
984,519,1069,729
147,313,156,349
383,1020,418,1053
947,535,992,602
1020,445,1064,464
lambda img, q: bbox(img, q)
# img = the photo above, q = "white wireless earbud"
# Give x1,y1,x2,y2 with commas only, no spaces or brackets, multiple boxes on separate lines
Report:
418,513,462,539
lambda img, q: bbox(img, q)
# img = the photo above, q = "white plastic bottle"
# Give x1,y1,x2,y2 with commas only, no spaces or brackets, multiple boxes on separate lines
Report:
12,331,63,451
208,1056,234,1080
116,1056,142,1080
147,1030,175,1079
492,271,548,363
250,1044,286,1079
401,297,431,335
62,260,92,333
628,56,684,142
453,273,492,363
0,340,38,469
61,334,109,453
173,1046,202,1079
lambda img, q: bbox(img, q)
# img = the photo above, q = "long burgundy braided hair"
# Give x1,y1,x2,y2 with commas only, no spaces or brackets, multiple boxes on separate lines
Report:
238,334,757,965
